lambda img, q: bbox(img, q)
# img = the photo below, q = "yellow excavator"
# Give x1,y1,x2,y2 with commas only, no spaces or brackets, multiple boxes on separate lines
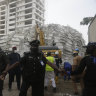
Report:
35,24,62,58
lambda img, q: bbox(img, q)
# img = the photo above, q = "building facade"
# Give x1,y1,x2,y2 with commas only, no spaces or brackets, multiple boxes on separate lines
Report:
0,0,45,35
88,15,96,42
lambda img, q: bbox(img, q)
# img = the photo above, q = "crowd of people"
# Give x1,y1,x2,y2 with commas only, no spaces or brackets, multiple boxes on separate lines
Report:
0,40,96,96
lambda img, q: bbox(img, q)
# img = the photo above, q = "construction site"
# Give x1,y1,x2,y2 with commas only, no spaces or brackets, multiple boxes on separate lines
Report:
0,24,84,96
0,24,85,63
0,0,96,96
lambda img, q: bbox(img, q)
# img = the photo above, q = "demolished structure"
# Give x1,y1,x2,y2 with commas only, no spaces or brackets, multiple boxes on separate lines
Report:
42,24,85,63
0,24,85,64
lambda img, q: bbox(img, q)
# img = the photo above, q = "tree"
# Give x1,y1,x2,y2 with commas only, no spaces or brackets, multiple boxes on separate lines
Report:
80,17,93,25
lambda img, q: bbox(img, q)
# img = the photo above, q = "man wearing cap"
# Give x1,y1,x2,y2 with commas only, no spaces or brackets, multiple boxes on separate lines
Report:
71,49,83,95
8,47,21,91
0,40,61,96
71,42,96,96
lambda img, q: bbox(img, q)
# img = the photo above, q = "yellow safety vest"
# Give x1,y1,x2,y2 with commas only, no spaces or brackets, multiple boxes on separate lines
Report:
46,56,54,71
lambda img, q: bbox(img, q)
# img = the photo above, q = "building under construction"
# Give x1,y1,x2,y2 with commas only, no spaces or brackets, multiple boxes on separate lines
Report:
0,0,44,35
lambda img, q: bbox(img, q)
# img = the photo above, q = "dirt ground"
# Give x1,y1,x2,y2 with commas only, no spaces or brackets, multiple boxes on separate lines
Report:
3,74,82,96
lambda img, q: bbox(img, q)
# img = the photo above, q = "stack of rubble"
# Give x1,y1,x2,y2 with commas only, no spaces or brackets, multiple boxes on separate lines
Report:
0,24,85,63
42,24,85,64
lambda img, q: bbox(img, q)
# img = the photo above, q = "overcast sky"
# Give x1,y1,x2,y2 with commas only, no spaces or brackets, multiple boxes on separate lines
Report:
44,0,96,44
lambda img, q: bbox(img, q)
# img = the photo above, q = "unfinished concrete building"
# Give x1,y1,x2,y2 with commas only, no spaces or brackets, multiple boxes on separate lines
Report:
88,15,96,42
0,0,45,35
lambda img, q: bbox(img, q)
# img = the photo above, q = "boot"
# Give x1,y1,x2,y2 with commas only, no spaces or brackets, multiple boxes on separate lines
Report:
53,87,56,93
55,76,58,84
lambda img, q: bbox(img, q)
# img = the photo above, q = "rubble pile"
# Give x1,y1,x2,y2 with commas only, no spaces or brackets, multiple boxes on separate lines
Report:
42,24,85,63
0,24,85,63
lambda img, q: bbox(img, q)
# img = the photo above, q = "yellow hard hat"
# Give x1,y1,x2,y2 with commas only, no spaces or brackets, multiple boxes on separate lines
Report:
73,51,78,54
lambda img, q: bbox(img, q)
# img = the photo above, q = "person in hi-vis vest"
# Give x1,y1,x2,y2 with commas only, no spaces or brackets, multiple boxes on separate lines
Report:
44,52,56,92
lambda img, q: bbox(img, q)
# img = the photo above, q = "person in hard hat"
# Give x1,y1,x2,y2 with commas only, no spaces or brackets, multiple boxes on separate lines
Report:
54,51,62,83
8,47,21,91
54,51,62,68
71,42,96,96
0,40,62,96
75,48,79,52
71,49,84,95
44,52,57,92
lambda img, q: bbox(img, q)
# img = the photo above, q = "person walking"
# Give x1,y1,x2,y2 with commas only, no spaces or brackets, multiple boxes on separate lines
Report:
71,42,96,96
0,48,9,96
44,52,56,92
1,40,61,96
8,47,21,91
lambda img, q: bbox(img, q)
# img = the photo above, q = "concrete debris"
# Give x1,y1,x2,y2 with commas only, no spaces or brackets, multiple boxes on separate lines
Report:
0,24,85,63
42,24,85,64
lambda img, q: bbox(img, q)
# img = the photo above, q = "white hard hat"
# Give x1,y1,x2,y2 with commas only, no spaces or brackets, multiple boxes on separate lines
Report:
55,51,59,54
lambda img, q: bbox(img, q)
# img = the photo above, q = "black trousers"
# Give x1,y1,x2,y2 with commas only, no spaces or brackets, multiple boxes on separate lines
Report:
0,80,3,96
19,80,44,96
82,87,96,96
9,71,21,89
56,63,59,76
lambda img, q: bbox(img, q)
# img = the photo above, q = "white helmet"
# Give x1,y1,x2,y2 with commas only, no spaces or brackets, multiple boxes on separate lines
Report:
55,51,59,55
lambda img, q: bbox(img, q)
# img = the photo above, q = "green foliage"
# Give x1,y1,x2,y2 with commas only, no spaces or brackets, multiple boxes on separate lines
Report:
80,17,93,25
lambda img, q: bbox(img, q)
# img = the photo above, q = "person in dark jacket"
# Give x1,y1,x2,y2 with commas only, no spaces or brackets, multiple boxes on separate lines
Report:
54,52,62,68
0,48,9,96
54,52,62,83
64,62,72,80
71,42,96,96
8,47,21,91
1,40,61,96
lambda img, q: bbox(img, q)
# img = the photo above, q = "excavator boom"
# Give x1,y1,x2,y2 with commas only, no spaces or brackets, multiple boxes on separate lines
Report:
35,24,62,58
35,25,45,46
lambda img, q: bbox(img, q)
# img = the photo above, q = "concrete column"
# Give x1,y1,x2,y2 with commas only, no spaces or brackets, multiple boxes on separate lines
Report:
6,0,9,35
32,2,36,25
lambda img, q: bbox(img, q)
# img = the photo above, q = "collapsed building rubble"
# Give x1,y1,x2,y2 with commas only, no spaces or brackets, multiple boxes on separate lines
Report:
42,24,85,63
0,24,85,64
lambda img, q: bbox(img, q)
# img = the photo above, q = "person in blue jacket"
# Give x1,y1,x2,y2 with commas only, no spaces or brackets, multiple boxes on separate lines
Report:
64,62,72,80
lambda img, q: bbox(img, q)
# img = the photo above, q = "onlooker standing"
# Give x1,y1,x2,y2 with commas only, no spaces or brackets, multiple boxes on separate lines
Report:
8,47,21,91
